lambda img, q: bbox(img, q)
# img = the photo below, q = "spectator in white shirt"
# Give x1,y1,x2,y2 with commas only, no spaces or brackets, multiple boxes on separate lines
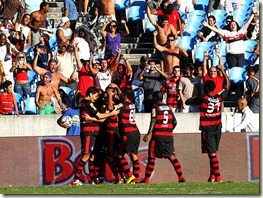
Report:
233,97,259,132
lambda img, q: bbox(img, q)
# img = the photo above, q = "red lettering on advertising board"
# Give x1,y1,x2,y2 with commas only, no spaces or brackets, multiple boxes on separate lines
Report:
40,138,149,185
251,136,259,179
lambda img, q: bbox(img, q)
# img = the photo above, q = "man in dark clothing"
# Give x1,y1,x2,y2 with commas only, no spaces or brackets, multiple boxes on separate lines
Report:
244,64,259,113
142,91,186,183
2,0,24,27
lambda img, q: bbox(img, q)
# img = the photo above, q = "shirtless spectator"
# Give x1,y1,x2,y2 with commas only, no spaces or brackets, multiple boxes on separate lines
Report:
56,17,73,45
33,47,76,92
35,72,64,115
33,47,76,113
28,2,50,46
151,2,182,36
2,0,24,29
94,0,116,45
153,31,188,74
147,6,177,71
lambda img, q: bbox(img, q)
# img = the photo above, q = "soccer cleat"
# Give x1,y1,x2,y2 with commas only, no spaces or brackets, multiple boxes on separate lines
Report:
140,178,149,183
215,176,222,183
208,175,215,182
125,175,135,184
71,179,83,186
133,178,139,183
115,179,124,184
179,178,186,183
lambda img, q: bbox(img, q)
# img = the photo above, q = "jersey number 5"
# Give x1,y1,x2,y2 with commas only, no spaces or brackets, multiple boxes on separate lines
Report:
163,111,169,124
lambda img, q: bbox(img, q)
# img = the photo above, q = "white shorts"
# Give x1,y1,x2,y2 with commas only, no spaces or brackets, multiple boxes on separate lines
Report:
94,15,116,38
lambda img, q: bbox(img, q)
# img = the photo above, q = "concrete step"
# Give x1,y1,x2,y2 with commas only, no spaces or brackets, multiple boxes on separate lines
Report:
120,42,153,49
125,48,155,54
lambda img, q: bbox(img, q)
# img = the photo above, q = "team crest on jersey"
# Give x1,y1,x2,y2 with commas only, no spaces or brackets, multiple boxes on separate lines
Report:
129,104,135,109
159,106,170,111
90,103,97,110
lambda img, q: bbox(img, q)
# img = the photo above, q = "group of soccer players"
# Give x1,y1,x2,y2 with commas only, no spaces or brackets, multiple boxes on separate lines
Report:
71,71,228,185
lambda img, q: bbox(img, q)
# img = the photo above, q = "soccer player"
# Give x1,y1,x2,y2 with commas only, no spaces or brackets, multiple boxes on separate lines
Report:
142,91,186,183
186,78,230,182
71,86,119,186
116,87,141,184
101,85,123,184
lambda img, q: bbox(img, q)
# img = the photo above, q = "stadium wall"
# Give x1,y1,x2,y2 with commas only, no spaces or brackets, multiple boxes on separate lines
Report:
0,112,259,136
0,133,259,186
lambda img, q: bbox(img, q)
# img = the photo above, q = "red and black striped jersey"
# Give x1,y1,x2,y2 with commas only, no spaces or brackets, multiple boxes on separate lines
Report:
152,103,176,138
104,114,119,134
161,78,181,108
199,93,223,131
118,102,140,134
79,99,100,135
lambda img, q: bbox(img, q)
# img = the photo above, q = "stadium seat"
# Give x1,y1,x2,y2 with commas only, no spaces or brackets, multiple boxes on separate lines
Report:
178,11,186,21
215,20,225,29
243,40,257,51
188,15,205,24
24,97,37,115
241,1,254,12
182,30,198,40
59,86,73,98
233,9,250,26
212,55,228,70
14,92,24,114
197,41,214,51
144,14,158,33
184,21,203,33
127,1,146,21
229,67,246,84
179,36,195,52
49,28,58,52
27,70,38,85
115,0,130,11
211,10,228,18
244,50,256,68
189,10,207,18
194,0,209,12
195,45,213,62
216,41,227,56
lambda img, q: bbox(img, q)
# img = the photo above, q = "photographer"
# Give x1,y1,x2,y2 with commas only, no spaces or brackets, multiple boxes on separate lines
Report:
138,60,168,112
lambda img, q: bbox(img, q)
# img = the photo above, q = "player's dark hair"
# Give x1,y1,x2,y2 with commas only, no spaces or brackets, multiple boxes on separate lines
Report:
173,65,180,71
254,64,259,73
153,91,163,102
204,80,216,92
86,86,99,97
167,33,176,40
122,87,134,101
2,80,12,89
208,15,216,22
185,63,195,71
40,2,49,10
158,15,169,22
230,21,240,31
166,4,174,14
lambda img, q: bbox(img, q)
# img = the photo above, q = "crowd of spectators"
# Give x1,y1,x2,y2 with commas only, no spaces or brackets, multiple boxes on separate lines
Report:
0,0,259,134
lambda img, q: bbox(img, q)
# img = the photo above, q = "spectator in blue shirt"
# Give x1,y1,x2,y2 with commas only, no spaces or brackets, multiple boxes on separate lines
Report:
64,0,78,33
